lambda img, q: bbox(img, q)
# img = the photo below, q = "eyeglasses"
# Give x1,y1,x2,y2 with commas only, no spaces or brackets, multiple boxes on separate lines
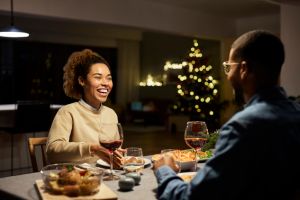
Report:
222,61,240,74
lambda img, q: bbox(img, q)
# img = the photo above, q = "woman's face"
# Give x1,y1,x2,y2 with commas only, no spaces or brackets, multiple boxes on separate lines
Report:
80,63,113,109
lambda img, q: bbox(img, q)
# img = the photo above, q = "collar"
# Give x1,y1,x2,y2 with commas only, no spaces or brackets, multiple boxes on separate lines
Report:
244,86,287,108
79,99,102,112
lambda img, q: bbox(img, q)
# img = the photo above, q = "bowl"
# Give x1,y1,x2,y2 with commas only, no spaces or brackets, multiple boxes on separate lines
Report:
40,163,104,196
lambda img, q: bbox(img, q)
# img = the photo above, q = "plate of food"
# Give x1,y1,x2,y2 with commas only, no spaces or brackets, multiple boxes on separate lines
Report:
177,172,197,182
196,149,214,162
96,158,151,168
151,149,213,163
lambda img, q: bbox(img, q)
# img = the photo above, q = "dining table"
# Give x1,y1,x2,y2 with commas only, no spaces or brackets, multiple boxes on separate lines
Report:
0,155,206,200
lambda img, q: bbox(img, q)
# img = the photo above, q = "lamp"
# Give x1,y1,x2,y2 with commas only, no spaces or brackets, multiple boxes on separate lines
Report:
0,0,29,38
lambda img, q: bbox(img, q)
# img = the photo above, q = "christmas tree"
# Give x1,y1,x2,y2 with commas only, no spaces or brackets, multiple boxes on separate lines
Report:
170,39,221,129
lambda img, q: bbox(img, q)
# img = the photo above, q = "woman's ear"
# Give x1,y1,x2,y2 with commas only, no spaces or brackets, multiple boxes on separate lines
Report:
78,76,85,87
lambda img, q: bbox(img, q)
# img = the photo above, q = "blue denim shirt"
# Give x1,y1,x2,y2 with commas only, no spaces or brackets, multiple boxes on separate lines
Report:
155,86,300,200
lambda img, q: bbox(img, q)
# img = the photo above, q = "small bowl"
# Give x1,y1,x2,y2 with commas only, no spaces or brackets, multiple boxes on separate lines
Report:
40,163,104,196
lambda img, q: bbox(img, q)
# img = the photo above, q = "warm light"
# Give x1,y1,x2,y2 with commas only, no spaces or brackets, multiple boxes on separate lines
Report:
164,61,183,71
139,74,162,86
213,89,218,95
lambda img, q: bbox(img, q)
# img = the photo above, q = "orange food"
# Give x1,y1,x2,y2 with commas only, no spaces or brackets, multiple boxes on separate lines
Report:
152,150,197,162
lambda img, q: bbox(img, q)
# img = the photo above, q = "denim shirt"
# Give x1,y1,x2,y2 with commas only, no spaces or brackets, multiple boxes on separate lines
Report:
155,86,300,200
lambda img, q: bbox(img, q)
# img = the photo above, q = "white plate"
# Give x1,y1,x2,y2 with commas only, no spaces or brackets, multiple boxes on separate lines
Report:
97,158,151,168
177,172,197,182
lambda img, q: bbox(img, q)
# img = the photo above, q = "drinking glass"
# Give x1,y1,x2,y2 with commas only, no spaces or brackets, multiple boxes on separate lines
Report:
184,121,209,170
123,147,144,174
99,122,124,180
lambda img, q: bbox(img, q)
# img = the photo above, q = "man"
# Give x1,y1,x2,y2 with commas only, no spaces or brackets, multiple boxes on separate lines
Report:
153,30,300,200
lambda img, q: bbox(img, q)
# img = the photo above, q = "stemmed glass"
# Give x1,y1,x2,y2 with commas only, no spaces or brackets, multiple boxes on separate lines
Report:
184,121,209,169
99,122,124,180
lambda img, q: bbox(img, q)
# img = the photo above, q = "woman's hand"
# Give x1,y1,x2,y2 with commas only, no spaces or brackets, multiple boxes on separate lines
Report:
90,144,124,169
112,148,125,169
90,144,111,163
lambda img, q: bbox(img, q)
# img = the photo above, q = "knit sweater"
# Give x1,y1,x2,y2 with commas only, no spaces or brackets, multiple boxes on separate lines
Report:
46,101,118,164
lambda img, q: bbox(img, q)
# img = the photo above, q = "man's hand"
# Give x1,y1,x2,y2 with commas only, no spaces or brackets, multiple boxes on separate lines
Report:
153,154,180,173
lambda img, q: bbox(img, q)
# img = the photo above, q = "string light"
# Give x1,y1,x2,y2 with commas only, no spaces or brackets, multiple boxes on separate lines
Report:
163,39,220,124
139,74,162,87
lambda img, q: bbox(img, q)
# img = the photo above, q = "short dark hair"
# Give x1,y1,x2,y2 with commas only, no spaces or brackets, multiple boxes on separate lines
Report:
231,30,285,84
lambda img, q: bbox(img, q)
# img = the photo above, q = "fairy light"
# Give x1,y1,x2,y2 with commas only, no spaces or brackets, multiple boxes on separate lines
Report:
139,74,162,87
166,39,220,125
205,97,211,103
213,89,218,95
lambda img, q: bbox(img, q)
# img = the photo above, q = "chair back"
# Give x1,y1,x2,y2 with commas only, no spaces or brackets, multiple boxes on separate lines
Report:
28,137,48,172
15,101,51,133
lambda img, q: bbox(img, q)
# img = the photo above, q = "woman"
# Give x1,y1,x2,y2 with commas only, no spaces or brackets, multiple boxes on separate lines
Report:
46,49,122,168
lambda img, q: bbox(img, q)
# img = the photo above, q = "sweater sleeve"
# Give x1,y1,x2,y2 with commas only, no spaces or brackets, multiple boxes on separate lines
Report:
46,107,91,163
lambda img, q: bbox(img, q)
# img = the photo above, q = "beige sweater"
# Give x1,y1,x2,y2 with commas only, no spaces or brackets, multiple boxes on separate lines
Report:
46,101,118,164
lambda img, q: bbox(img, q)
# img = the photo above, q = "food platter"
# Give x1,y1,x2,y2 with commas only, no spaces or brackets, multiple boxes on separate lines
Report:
35,179,117,200
38,163,118,199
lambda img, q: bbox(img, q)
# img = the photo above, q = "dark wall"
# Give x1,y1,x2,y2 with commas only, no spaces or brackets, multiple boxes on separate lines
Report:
0,39,117,104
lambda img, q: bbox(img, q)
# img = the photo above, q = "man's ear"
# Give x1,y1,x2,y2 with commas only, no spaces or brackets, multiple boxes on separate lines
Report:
240,61,248,80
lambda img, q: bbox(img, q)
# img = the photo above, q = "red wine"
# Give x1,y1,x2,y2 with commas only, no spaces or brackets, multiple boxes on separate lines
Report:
185,138,207,149
100,140,123,152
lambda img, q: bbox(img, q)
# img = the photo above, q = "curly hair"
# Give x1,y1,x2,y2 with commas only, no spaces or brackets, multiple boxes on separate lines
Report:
63,49,110,100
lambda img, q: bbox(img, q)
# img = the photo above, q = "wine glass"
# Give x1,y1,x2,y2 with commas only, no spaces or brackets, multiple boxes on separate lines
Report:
99,122,124,180
123,147,144,174
184,121,209,170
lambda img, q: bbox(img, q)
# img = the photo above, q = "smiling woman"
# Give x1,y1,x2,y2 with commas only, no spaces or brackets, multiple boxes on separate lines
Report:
46,49,123,169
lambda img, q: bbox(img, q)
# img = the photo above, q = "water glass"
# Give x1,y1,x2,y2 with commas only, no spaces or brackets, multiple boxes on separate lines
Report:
123,147,144,174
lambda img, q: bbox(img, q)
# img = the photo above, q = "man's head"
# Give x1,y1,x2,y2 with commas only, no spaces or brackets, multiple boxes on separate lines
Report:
225,30,285,103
